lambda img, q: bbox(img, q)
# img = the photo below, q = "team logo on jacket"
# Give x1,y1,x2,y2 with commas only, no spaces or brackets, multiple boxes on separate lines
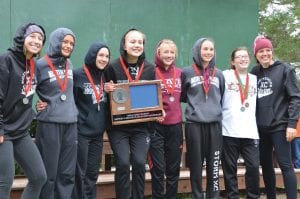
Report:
191,76,220,88
21,72,37,96
257,77,273,98
83,83,105,104
48,69,73,82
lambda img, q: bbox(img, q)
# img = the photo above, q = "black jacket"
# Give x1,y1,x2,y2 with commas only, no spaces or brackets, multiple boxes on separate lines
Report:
73,42,109,138
0,22,45,138
251,60,300,132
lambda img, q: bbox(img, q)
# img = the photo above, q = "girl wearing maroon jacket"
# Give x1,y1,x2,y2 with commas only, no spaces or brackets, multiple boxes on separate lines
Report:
147,39,183,199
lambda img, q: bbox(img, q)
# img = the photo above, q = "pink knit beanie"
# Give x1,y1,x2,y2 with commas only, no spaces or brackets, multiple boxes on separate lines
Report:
253,35,273,55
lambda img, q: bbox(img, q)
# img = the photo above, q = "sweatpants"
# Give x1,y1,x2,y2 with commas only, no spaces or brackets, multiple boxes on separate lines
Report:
0,134,46,199
108,128,150,199
221,136,260,199
36,122,77,199
148,123,183,199
259,130,297,199
185,122,222,199
72,134,103,199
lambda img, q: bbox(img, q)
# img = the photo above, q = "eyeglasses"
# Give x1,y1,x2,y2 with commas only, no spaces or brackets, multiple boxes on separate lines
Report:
234,55,249,60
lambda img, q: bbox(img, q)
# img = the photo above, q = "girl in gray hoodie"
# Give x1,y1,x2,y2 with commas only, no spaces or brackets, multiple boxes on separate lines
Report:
181,38,225,199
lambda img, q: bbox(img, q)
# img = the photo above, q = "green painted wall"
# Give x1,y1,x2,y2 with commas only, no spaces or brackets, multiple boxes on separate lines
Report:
0,0,258,69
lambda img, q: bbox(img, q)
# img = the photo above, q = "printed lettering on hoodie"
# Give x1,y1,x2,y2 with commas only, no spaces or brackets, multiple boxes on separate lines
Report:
48,69,73,82
161,77,181,91
83,82,105,104
21,71,37,97
257,77,273,98
191,75,220,89
226,82,257,97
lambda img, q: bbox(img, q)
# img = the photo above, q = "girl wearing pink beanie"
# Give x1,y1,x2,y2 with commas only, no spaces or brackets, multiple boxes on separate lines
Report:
251,35,300,199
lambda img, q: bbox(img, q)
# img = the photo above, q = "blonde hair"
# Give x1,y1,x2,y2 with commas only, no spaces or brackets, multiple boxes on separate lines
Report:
156,39,178,57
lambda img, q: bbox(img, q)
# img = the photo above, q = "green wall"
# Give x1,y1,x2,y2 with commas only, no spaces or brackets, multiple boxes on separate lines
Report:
0,0,258,69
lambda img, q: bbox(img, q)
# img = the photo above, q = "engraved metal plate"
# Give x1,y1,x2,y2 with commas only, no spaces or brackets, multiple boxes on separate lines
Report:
112,88,128,104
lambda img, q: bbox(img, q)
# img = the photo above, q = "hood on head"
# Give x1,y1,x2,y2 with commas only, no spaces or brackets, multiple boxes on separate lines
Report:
119,28,145,66
154,40,175,70
192,37,215,69
47,27,75,58
10,22,46,54
84,41,110,71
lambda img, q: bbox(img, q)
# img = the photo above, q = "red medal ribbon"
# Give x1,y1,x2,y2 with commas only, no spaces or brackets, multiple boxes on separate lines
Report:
83,65,103,104
192,63,216,96
24,58,35,97
155,67,176,96
119,56,144,82
234,69,249,106
45,54,69,93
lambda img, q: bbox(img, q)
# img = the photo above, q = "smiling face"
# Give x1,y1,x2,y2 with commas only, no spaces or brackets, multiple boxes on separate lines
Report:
61,35,75,58
24,32,44,58
200,40,214,68
157,42,176,69
231,49,250,73
95,47,110,70
255,48,274,68
123,30,144,63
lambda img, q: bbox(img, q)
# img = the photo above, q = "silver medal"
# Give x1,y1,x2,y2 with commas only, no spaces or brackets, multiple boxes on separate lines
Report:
60,94,67,101
245,102,249,108
97,104,100,112
169,96,175,102
23,97,29,104
240,106,245,112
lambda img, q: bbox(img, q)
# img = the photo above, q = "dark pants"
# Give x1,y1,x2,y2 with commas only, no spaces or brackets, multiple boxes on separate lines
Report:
148,123,183,199
291,138,300,168
36,122,77,199
108,128,150,199
221,136,260,199
0,134,46,199
185,122,222,199
72,134,103,199
259,130,297,199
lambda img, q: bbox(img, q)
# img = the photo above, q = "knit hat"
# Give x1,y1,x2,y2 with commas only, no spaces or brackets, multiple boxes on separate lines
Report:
24,25,44,38
253,35,273,55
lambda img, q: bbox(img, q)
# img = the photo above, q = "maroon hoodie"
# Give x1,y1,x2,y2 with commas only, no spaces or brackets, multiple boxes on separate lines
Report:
154,45,182,125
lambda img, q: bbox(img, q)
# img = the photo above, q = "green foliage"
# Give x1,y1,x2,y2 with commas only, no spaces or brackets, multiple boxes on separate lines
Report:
259,0,300,62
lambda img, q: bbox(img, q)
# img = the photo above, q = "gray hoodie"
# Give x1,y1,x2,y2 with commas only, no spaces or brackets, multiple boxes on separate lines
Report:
36,28,78,123
181,38,225,123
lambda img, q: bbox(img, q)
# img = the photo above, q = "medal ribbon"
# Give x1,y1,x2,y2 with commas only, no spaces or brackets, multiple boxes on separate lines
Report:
192,63,216,96
119,56,145,82
155,67,176,96
24,58,35,97
45,54,69,93
83,65,103,104
234,69,249,106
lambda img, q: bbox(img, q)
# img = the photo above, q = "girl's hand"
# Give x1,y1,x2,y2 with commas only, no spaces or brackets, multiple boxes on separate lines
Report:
156,109,166,123
286,127,297,142
0,135,4,144
36,99,48,112
104,80,115,93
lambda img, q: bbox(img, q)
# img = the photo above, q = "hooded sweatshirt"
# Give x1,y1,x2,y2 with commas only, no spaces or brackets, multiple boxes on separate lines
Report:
36,28,78,123
104,29,155,131
154,42,182,125
181,38,225,123
251,60,300,132
0,22,46,139
73,42,109,138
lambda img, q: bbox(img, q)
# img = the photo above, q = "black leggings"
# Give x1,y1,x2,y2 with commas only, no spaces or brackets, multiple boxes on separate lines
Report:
259,130,297,199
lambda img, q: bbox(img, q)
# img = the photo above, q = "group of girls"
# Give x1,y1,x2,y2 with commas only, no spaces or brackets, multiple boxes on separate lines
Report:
0,22,299,199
